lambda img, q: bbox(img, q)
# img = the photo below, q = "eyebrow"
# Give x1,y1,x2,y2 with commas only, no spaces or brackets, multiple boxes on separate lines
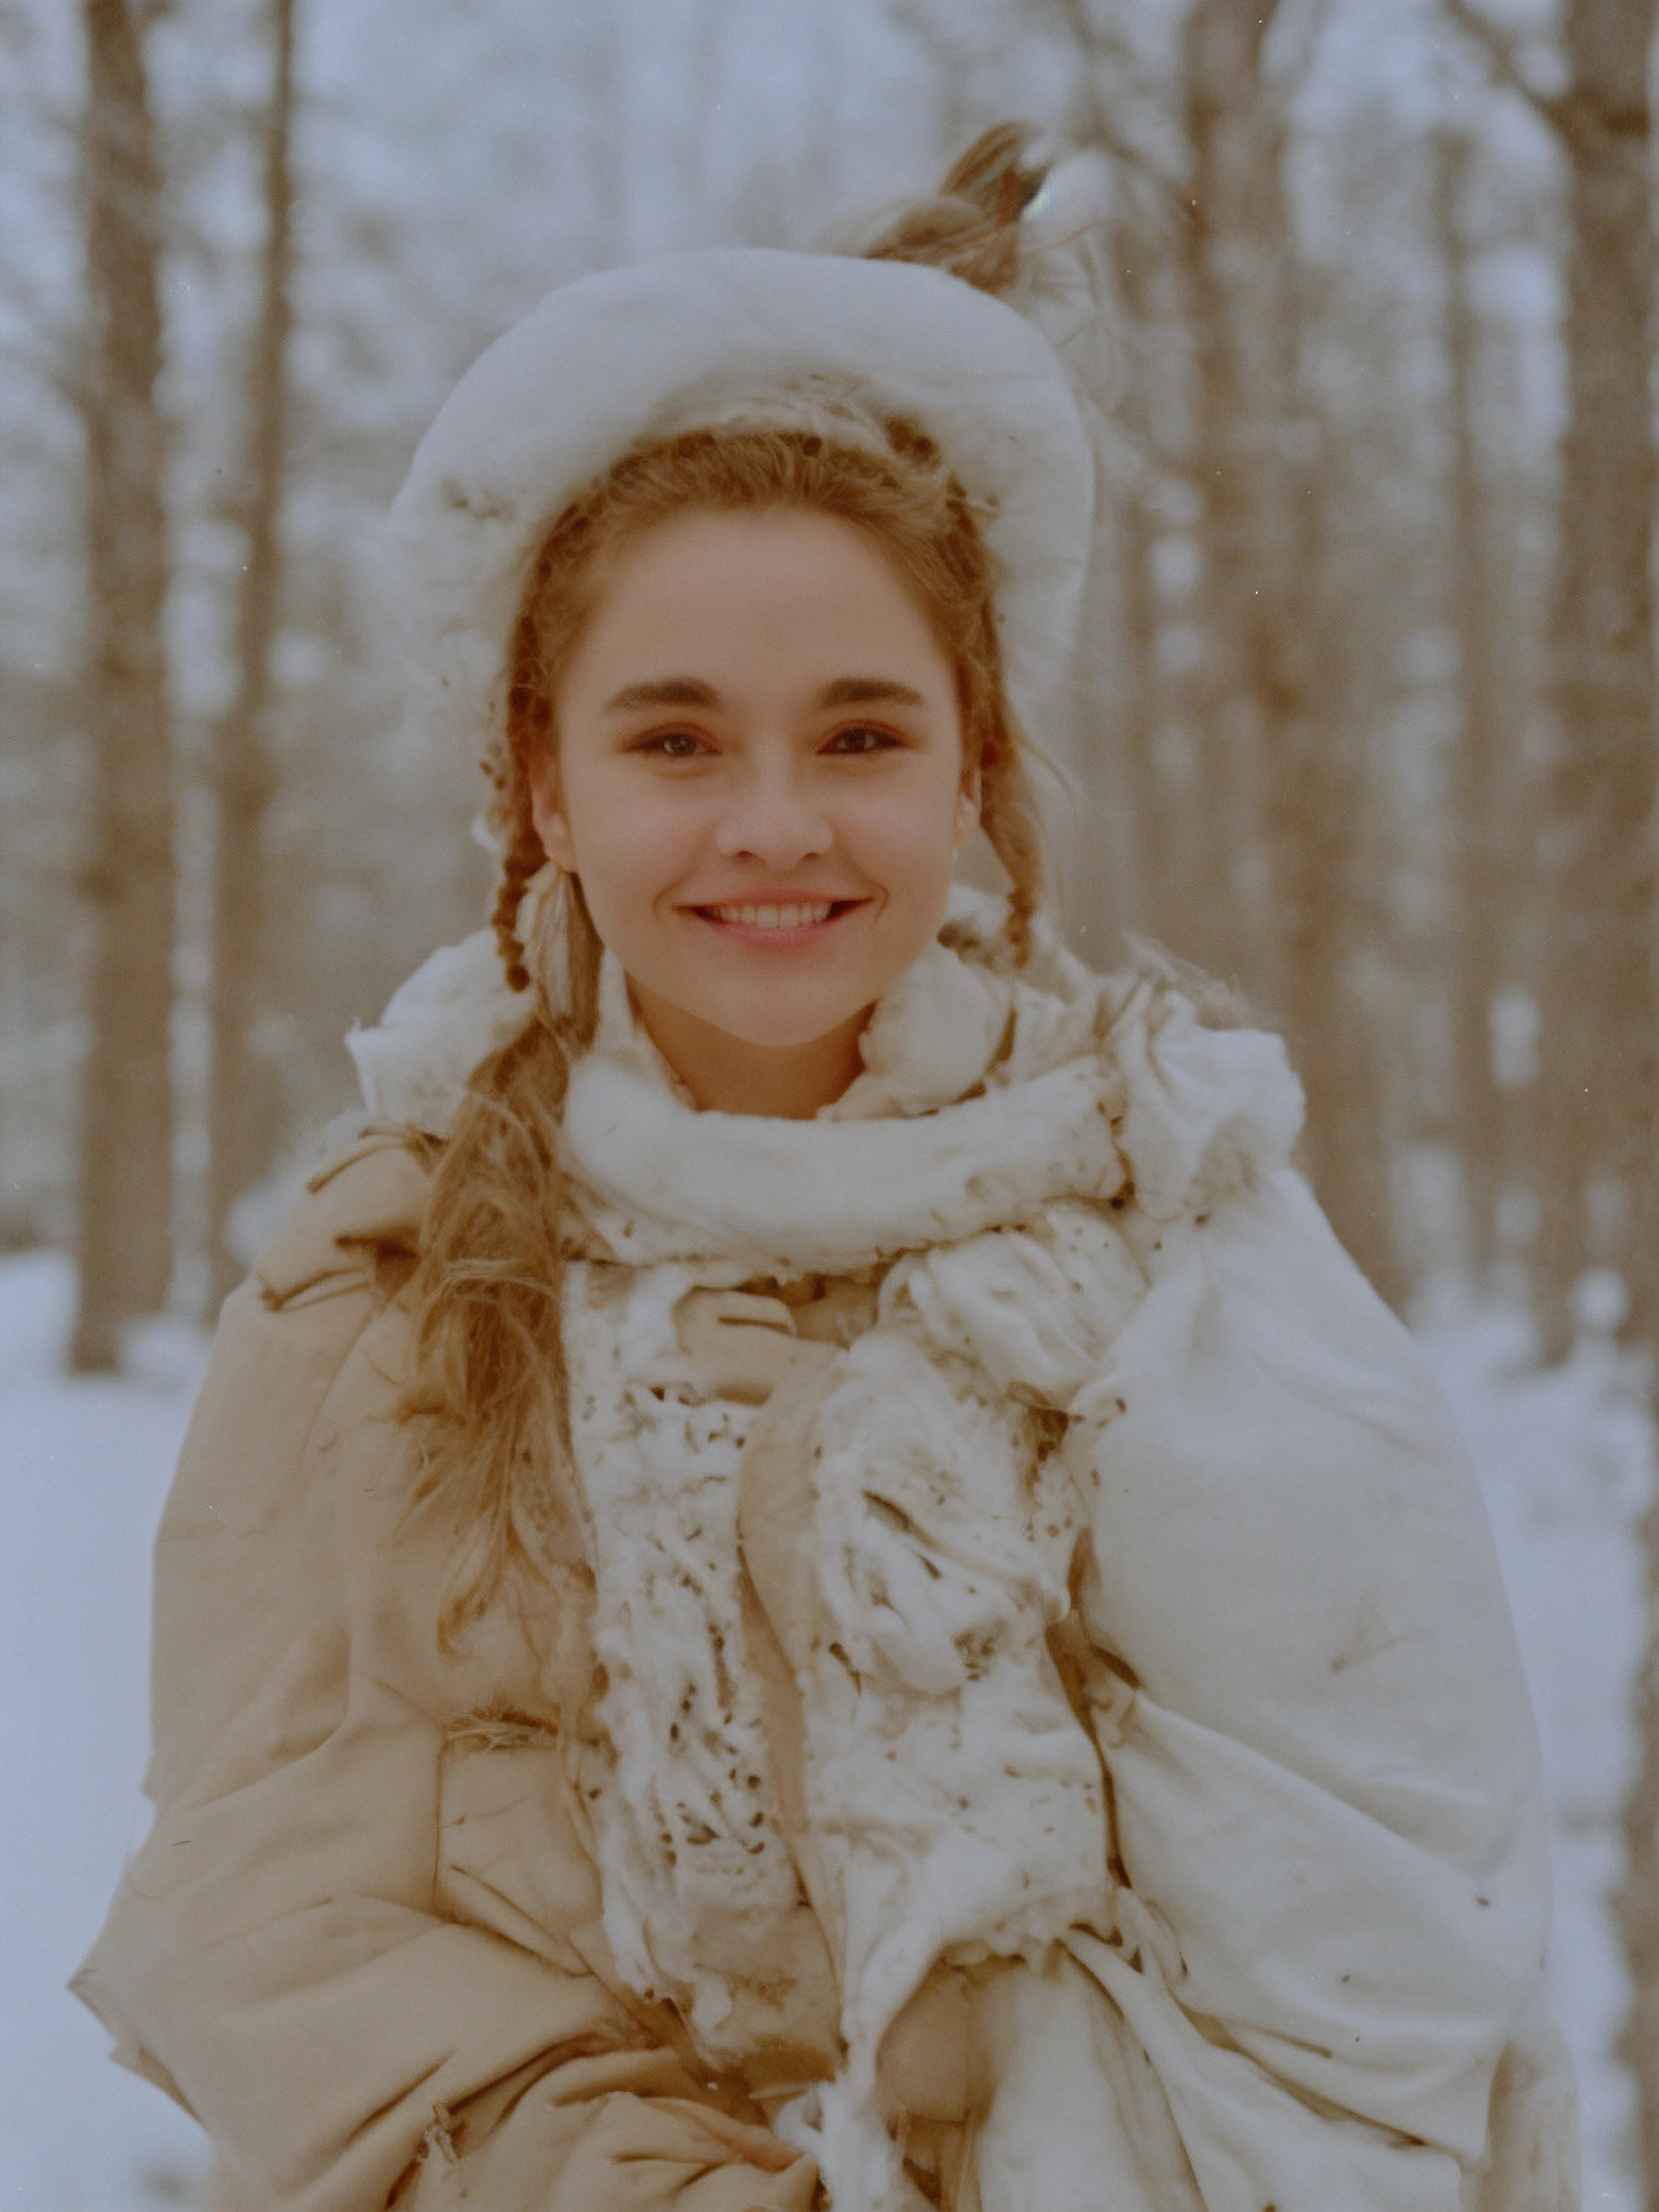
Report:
602,677,719,713
601,675,929,713
819,676,928,709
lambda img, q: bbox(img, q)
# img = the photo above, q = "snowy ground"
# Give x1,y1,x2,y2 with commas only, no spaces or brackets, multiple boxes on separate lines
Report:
1418,1289,1653,2212
1,1250,1649,2212
1,1255,212,2212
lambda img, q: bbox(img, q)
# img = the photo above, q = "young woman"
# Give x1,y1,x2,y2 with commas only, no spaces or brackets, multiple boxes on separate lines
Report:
76,133,1578,2212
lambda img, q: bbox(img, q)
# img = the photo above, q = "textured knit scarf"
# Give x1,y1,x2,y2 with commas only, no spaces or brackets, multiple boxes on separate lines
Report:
349,887,1303,2212
551,896,1297,2210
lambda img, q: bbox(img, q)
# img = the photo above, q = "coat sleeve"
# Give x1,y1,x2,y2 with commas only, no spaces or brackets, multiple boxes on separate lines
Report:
71,1140,817,2212
1062,1165,1574,2211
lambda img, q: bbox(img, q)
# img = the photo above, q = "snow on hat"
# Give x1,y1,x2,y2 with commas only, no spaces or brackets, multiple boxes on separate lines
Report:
384,246,1096,794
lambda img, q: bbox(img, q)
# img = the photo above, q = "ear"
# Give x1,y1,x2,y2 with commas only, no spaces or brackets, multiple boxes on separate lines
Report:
528,752,577,873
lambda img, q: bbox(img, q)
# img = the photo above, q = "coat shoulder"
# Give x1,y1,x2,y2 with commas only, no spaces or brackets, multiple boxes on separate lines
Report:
252,1122,436,1311
152,1127,436,1562
141,1133,440,1804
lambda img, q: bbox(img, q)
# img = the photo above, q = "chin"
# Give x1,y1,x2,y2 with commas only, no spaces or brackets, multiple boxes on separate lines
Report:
705,1006,865,1052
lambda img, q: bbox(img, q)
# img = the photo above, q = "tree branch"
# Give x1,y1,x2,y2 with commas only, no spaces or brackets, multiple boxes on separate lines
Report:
1440,0,1567,135
1269,0,1338,111
1044,0,1184,199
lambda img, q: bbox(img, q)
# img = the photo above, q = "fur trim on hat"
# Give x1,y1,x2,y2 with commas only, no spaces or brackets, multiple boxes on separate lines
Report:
384,248,1095,802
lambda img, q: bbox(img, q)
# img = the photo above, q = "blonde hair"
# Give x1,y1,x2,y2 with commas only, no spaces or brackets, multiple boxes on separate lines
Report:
401,124,1055,1649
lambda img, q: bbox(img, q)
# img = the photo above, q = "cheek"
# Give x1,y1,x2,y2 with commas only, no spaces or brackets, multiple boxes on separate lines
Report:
560,780,701,919
856,773,968,888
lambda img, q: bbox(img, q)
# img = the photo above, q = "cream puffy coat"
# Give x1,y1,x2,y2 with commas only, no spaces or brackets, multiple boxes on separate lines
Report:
75,896,1579,2212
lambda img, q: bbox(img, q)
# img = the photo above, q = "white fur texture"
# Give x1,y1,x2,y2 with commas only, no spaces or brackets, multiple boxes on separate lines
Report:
344,928,529,1133
384,250,1095,774
551,920,1149,2212
1021,148,1114,254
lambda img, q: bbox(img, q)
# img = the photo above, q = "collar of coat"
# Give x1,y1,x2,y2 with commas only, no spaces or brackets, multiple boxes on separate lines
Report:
346,884,1306,1268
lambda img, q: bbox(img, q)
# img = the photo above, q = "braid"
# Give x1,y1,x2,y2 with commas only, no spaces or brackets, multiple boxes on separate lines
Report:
925,466,1042,965
491,615,556,993
491,824,544,994
979,732,1043,961
407,747,603,1655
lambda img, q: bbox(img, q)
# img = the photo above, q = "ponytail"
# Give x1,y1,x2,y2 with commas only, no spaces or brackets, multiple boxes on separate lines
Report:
861,122,1048,298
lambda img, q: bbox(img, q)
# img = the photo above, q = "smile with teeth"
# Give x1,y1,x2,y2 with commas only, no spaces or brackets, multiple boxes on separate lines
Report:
700,900,842,929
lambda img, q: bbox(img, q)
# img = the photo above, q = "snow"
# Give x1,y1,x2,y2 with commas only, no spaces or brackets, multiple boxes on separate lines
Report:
0,1246,1646,2212
1418,1289,1651,2212
0,1256,211,2212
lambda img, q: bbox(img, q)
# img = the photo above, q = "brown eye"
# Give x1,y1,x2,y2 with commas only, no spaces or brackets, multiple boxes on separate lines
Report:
826,724,899,756
644,730,706,759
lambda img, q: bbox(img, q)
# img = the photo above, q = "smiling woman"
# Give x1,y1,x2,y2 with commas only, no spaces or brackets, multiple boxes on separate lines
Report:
73,125,1577,2212
531,508,976,1114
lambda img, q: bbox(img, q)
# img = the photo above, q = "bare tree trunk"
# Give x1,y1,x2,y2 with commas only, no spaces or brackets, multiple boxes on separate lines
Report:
1435,127,1509,1286
70,0,174,1373
1042,2,1192,960
1296,417,1408,1310
1441,19,1659,2115
1183,0,1401,1298
1512,0,1659,2185
1530,0,1659,1367
1110,431,1181,953
206,0,296,1311
1108,184,1206,961
1181,0,1300,1003
1568,0,1659,2167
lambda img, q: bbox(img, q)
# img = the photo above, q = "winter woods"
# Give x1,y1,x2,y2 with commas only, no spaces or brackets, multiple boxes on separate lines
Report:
3,0,1658,2195
68,0,173,1371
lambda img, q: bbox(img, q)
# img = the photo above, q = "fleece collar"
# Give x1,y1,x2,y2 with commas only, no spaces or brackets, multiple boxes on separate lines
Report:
559,928,1121,1276
346,885,1306,1270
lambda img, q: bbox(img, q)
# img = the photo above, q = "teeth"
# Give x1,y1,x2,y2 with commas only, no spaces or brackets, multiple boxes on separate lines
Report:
711,901,833,929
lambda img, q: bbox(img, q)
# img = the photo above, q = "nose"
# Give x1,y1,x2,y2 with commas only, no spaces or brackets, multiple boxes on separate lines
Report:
712,756,833,868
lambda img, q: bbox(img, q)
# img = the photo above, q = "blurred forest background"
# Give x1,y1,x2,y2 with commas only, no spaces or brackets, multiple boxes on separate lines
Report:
4,0,1659,2198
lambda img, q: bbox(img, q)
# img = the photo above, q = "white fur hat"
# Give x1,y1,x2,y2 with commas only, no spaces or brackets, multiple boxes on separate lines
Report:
385,247,1096,788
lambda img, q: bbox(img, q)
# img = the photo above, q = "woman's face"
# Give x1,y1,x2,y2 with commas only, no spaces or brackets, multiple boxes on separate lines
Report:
529,507,978,1116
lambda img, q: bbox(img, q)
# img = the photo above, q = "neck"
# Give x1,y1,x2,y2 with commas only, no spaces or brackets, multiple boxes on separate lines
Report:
629,984,868,1118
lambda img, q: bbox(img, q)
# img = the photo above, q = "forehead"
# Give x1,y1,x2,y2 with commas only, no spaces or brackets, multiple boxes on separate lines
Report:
564,508,954,683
